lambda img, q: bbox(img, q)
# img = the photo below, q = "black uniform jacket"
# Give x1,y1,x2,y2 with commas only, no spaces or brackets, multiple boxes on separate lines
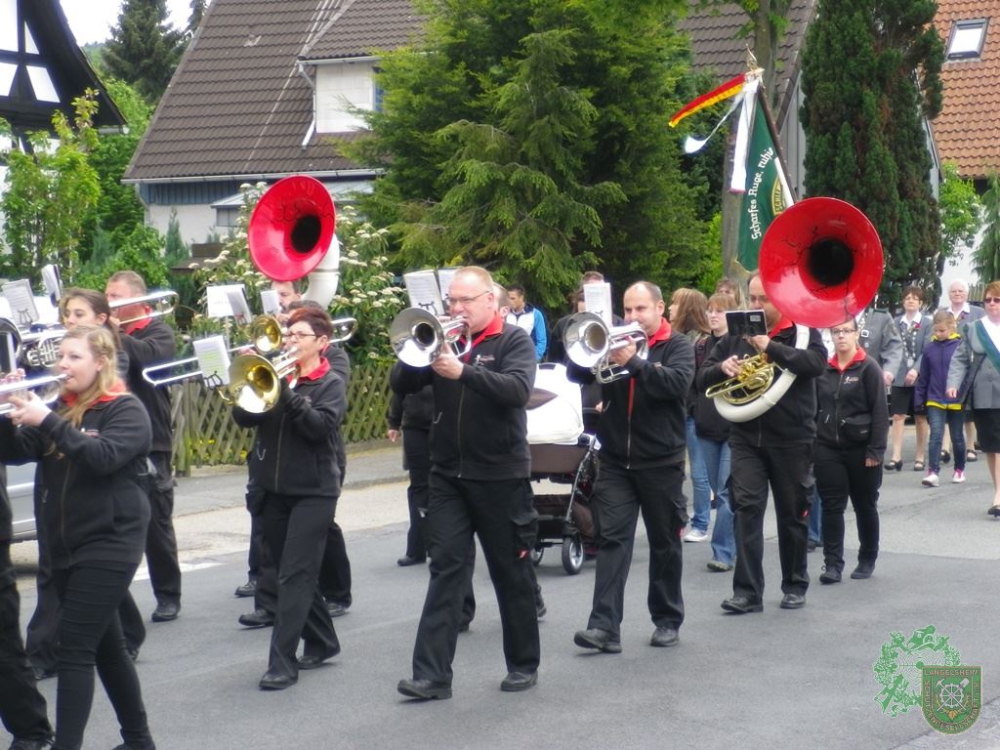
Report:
391,316,535,480
121,317,176,453
568,318,695,469
815,349,889,463
697,320,827,447
232,361,346,498
0,393,152,569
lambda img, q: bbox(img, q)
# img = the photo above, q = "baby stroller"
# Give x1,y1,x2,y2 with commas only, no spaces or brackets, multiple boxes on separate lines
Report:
526,363,598,575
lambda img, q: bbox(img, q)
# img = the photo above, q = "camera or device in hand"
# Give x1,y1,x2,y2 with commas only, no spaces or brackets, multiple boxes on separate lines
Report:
726,311,768,338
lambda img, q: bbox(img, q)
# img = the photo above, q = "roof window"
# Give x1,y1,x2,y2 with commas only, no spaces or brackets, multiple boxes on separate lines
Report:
947,19,988,60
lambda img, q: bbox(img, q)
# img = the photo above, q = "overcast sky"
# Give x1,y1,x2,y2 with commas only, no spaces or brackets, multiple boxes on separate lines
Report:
61,0,191,46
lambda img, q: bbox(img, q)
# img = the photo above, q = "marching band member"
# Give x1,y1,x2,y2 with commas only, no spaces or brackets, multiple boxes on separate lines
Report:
392,266,539,700
569,282,694,653
0,326,156,750
231,307,345,690
698,273,827,614
105,271,182,624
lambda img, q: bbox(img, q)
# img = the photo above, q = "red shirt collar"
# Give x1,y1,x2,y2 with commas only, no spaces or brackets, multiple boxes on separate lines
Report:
297,357,330,382
62,378,128,408
647,318,672,347
828,346,866,372
460,314,504,359
124,314,153,336
769,316,794,337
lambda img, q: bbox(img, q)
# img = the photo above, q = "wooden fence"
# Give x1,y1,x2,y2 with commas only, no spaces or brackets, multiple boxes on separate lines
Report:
171,360,394,475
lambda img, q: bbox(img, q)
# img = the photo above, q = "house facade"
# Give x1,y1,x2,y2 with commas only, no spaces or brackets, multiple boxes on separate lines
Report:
123,0,422,244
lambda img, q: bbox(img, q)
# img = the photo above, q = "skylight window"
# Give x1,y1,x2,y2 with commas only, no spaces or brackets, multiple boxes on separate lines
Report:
948,19,988,60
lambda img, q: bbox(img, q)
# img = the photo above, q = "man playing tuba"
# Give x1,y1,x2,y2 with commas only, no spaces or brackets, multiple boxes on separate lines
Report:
697,273,826,614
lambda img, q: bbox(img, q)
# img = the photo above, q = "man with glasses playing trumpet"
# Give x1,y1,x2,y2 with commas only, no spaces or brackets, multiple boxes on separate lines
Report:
105,270,182,624
697,274,827,614
567,281,695,654
392,266,540,700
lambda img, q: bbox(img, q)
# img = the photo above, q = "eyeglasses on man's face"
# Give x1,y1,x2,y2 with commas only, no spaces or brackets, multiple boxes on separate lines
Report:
830,328,858,337
449,290,492,307
747,294,769,305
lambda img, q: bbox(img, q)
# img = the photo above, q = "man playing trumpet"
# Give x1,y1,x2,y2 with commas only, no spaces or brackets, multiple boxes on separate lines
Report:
697,273,826,614
392,266,540,700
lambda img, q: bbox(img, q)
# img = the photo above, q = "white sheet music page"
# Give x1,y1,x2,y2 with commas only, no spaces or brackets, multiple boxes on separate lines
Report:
193,336,232,387
403,271,445,316
1,280,39,327
583,282,613,325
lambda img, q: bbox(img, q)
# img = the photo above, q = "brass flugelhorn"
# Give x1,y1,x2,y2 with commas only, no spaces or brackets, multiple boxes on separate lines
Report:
389,308,470,367
563,312,648,384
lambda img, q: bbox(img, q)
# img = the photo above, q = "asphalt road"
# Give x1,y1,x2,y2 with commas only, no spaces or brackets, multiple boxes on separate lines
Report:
7,434,1000,750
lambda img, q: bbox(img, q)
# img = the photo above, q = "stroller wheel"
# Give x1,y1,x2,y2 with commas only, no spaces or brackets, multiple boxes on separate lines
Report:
562,534,584,575
530,546,544,566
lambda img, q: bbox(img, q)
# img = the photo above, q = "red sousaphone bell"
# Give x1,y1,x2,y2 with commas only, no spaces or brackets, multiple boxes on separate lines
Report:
248,175,337,282
759,197,884,328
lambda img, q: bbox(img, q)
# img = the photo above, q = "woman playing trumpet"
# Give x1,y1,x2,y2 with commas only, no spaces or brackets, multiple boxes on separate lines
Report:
230,306,346,690
0,326,157,750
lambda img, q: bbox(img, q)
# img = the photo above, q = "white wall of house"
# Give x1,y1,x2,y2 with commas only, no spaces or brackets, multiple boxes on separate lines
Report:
147,203,221,245
315,60,377,133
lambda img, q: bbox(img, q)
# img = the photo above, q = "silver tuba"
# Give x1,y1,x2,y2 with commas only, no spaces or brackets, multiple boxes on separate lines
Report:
563,312,648,383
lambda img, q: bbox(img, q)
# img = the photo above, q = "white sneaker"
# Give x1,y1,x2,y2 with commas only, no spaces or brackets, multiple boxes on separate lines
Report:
953,469,966,483
683,528,709,543
922,472,940,487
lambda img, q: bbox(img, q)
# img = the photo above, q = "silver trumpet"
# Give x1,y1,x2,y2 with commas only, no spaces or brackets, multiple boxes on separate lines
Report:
563,312,648,383
109,291,178,325
0,374,68,415
388,308,470,367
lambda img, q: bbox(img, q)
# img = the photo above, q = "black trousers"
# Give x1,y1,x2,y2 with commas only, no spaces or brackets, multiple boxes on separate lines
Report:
28,538,144,674
402,426,430,559
813,442,882,572
0,540,52,743
729,441,812,601
51,561,153,750
144,451,181,606
411,474,540,684
261,492,340,679
587,461,687,638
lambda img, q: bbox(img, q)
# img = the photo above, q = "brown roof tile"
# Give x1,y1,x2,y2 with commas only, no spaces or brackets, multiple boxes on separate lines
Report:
125,0,422,182
302,0,424,60
934,0,1000,179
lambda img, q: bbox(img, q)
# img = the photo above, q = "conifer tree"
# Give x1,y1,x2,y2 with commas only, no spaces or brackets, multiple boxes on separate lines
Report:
103,0,184,104
800,0,944,306
351,0,711,306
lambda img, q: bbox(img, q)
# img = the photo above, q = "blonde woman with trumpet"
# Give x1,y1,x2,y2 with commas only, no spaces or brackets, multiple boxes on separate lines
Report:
0,326,157,750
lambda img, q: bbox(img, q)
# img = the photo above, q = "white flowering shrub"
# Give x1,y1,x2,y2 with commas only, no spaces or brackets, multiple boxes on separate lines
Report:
332,204,407,362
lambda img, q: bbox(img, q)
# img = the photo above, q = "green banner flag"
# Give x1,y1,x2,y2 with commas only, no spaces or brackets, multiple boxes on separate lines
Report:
736,101,790,271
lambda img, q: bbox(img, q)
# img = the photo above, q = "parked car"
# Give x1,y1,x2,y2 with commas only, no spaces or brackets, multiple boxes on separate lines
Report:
6,462,36,542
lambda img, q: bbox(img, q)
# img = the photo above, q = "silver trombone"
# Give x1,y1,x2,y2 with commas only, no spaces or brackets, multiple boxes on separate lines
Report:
563,312,648,383
109,291,178,325
0,374,68,415
388,308,470,367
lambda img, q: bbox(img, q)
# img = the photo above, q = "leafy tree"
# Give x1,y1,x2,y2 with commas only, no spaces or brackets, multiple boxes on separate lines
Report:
0,92,101,285
938,162,982,269
973,172,1000,283
103,0,184,103
800,0,944,308
188,0,207,35
350,0,711,306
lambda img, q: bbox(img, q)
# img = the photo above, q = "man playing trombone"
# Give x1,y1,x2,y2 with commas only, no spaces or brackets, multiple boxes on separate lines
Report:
567,282,695,654
392,266,540,700
697,273,827,614
106,270,182,623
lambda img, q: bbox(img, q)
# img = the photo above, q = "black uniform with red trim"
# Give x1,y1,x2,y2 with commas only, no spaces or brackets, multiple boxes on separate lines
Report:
697,318,826,606
232,358,346,681
119,315,182,614
390,314,539,686
567,318,694,645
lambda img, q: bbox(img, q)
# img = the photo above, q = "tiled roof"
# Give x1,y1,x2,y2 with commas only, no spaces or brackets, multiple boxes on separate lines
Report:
302,0,424,60
677,0,817,124
934,0,1000,179
124,0,422,183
